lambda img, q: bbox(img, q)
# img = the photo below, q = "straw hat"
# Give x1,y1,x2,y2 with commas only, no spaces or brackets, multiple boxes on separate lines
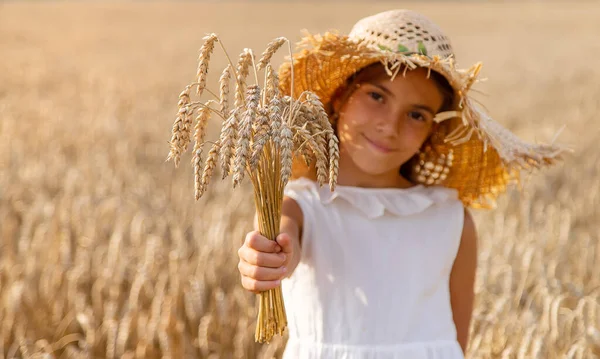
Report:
278,9,565,208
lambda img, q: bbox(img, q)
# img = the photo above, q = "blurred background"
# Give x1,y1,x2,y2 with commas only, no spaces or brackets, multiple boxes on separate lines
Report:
1,1,599,358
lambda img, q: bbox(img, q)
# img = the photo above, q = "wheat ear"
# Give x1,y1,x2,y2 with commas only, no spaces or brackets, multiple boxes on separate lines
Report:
218,109,240,179
295,126,329,186
196,34,219,96
167,87,194,167
191,101,216,165
280,121,294,185
194,149,203,200
264,64,280,105
233,85,260,188
219,64,232,117
306,92,339,190
249,107,271,172
200,142,221,197
257,37,287,71
234,49,253,108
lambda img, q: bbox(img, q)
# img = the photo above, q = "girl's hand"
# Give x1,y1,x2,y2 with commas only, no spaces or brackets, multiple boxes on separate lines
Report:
237,231,295,294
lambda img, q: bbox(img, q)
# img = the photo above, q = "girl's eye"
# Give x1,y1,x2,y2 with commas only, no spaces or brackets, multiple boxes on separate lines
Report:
368,91,384,103
408,111,427,122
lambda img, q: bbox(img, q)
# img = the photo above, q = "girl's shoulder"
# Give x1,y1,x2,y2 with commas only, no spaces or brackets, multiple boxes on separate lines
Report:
284,177,461,219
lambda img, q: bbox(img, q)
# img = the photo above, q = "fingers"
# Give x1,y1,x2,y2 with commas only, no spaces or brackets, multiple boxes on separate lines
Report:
240,276,281,293
238,260,287,281
239,231,286,268
238,230,295,294
238,245,286,268
244,231,282,253
276,232,294,254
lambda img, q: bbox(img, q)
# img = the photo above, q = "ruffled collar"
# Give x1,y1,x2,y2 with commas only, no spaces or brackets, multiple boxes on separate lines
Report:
286,178,459,219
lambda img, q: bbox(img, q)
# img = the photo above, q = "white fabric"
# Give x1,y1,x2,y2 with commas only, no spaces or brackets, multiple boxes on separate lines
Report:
281,178,465,359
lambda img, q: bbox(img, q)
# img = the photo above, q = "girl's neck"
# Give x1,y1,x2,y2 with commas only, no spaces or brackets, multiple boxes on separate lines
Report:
335,155,415,189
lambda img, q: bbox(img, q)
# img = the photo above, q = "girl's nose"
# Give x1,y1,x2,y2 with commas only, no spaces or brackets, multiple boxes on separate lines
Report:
374,112,401,135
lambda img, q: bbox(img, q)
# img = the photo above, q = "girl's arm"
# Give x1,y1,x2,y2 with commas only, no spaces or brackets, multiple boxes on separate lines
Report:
449,208,478,354
278,196,304,277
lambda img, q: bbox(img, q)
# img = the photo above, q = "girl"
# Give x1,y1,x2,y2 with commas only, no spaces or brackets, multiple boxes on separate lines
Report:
237,9,563,359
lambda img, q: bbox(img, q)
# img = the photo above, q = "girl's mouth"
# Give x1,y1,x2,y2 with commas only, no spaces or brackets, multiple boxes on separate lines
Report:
362,134,396,153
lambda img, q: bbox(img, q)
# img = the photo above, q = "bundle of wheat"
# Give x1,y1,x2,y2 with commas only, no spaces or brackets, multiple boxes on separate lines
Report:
167,34,339,343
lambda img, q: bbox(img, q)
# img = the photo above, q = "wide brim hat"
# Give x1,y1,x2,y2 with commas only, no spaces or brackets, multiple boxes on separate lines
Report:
278,9,566,208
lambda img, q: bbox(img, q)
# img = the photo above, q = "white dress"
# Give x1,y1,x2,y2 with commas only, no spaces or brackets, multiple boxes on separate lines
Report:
281,178,465,359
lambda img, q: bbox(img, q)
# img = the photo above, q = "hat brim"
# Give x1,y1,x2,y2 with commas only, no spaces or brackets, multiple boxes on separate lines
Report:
278,32,565,208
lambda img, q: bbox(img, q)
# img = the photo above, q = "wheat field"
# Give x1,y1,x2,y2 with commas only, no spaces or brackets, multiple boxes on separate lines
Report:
1,2,599,358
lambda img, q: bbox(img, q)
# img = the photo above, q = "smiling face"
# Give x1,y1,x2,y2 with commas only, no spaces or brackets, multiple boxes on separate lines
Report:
333,65,448,188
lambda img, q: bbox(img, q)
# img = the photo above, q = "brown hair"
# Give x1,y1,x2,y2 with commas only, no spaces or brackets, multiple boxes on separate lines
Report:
291,63,456,182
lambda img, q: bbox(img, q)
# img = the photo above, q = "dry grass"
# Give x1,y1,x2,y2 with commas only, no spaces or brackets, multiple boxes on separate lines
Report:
0,2,599,358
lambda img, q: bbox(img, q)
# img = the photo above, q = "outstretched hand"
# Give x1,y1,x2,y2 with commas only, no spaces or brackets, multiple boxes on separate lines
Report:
238,231,295,294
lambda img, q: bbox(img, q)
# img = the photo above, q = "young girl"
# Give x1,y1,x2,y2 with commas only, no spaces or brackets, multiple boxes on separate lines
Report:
237,9,563,359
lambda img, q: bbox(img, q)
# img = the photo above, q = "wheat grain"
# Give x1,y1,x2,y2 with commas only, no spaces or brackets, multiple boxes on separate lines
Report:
295,126,328,185
201,142,221,195
307,121,327,159
219,64,232,117
264,64,279,104
257,37,286,71
328,135,340,191
279,122,294,185
196,34,219,96
305,92,339,189
167,88,194,167
233,85,259,188
268,96,283,149
194,149,203,200
249,108,270,171
191,102,214,164
234,49,253,108
219,111,239,179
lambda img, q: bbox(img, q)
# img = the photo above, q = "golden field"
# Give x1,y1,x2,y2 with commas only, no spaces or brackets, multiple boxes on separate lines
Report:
1,2,599,358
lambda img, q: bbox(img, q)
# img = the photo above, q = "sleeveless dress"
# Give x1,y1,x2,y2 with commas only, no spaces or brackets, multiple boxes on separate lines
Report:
281,178,465,359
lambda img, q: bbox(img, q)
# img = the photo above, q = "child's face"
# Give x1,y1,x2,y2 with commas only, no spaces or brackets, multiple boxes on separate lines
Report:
335,67,444,186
